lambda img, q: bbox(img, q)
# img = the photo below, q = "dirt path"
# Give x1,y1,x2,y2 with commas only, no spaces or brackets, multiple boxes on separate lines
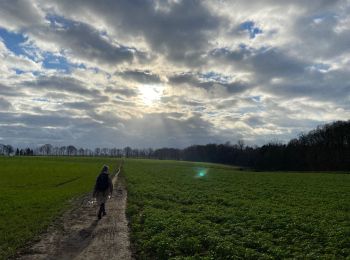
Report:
18,167,133,260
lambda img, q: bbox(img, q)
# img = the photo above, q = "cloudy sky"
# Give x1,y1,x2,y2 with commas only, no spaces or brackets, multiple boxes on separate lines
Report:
0,0,349,148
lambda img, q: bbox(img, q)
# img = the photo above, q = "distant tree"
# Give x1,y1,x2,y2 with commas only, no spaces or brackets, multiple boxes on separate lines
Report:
146,148,153,159
67,145,77,156
132,149,140,158
4,145,14,155
124,147,132,158
238,139,245,151
78,148,85,156
110,148,117,157
59,146,67,156
24,148,30,156
101,148,110,156
116,149,123,157
85,148,93,156
52,146,59,156
40,144,53,156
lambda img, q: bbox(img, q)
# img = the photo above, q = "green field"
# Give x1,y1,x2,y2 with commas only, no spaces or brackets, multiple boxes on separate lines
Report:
1,157,349,259
0,156,118,259
124,159,350,259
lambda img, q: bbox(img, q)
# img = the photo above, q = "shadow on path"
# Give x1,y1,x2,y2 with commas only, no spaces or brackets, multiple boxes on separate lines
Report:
52,219,99,259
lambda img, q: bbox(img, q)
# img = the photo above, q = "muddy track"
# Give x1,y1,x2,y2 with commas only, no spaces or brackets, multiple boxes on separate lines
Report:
17,166,133,260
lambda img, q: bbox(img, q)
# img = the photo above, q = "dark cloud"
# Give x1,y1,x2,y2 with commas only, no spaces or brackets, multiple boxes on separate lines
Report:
209,47,249,62
293,12,350,59
0,97,12,110
0,112,109,147
169,72,249,94
263,69,350,103
168,73,197,85
105,86,137,97
21,76,101,97
117,70,161,84
0,111,74,127
29,19,141,65
0,124,69,146
210,46,307,79
250,48,306,78
243,115,264,126
0,83,24,97
63,101,96,110
45,0,221,65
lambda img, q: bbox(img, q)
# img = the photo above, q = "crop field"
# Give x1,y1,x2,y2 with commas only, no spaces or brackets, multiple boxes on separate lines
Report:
124,159,350,259
0,156,118,259
1,157,349,259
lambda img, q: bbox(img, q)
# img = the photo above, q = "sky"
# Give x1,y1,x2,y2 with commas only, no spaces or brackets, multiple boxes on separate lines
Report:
0,0,349,149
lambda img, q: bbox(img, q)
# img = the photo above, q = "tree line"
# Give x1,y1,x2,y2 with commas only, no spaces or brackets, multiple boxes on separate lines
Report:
1,120,349,171
0,144,153,158
150,120,349,171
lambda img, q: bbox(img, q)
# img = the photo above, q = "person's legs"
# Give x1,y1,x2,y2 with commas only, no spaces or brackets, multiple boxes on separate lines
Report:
98,203,104,219
102,203,106,216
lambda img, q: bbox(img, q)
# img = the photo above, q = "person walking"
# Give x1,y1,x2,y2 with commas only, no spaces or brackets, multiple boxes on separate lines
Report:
93,165,113,220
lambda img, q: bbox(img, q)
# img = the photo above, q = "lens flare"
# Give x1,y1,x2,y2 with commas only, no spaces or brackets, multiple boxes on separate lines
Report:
195,167,208,178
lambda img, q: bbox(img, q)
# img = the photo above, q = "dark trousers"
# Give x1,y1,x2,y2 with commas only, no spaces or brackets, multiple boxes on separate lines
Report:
98,203,106,218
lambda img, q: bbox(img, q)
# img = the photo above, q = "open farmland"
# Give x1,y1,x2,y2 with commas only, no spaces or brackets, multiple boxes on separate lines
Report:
124,159,350,259
0,156,118,259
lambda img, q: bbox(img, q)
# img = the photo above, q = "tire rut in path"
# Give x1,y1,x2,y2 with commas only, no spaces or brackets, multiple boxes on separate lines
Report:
18,169,133,260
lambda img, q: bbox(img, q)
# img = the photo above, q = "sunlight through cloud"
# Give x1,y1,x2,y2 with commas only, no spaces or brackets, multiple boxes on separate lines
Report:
138,84,164,105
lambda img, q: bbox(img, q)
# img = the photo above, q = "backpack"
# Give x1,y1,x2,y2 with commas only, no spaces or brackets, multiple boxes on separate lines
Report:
96,173,109,191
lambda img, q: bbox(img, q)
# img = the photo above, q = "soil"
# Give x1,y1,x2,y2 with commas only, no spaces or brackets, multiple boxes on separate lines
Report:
17,170,133,260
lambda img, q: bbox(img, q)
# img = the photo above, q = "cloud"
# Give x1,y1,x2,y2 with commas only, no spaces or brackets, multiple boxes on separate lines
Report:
0,0,45,31
105,86,137,97
28,18,142,67
117,70,161,84
21,75,101,97
263,68,350,104
0,97,12,111
292,10,350,59
0,0,349,148
168,72,250,95
209,46,307,80
93,113,227,148
63,101,97,111
0,39,42,72
0,110,228,148
0,83,25,97
41,0,221,65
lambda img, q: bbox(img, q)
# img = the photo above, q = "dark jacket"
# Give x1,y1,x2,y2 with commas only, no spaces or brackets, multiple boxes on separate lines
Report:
93,173,113,197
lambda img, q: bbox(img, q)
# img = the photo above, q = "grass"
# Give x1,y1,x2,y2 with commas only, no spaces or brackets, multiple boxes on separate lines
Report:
0,156,118,259
123,159,350,259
